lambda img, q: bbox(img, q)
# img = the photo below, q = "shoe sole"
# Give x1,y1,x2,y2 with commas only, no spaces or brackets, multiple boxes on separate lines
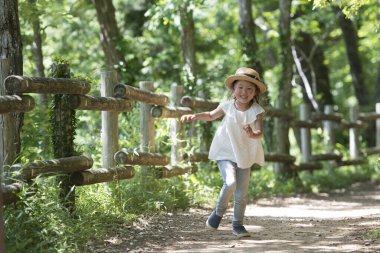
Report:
233,231,251,238
205,220,218,230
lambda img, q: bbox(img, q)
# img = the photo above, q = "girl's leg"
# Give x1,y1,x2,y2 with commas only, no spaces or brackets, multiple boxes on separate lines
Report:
215,160,237,217
232,167,251,227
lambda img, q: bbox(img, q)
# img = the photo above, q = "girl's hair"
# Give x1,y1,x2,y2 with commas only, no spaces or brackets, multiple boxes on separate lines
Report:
232,80,261,104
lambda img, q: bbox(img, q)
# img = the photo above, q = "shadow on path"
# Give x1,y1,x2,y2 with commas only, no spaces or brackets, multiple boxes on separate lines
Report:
88,181,380,253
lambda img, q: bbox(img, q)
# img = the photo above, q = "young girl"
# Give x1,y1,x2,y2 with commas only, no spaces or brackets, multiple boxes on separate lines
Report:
181,67,266,238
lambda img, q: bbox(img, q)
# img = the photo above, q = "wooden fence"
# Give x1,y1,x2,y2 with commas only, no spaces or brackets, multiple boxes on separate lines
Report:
1,65,380,209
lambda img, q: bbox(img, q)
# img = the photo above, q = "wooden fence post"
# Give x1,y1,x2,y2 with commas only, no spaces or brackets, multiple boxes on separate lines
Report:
170,83,183,166
377,103,380,148
140,81,155,184
323,105,336,153
51,63,76,213
349,105,359,159
300,103,311,162
101,70,118,168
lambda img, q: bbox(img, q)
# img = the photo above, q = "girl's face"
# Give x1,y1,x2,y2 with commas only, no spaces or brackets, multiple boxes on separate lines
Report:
233,80,258,104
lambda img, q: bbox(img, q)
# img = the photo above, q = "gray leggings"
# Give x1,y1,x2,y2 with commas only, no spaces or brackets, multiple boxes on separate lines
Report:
215,160,251,226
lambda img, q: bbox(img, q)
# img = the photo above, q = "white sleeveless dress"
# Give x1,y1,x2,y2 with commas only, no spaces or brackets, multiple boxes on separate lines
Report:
208,100,265,168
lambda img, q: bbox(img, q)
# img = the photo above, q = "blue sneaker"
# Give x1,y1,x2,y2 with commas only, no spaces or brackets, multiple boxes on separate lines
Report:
233,225,251,238
206,210,222,229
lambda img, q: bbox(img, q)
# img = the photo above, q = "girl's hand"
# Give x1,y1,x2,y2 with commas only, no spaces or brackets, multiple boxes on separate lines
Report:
181,114,196,122
242,124,262,139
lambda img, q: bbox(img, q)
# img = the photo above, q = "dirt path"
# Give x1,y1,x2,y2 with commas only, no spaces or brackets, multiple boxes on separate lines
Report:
88,181,380,253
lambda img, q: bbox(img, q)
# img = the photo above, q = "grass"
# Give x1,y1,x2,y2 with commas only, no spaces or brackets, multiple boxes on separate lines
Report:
368,228,380,239
4,157,380,252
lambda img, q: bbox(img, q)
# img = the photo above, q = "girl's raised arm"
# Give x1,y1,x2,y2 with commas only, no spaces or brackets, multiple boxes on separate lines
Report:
181,106,224,122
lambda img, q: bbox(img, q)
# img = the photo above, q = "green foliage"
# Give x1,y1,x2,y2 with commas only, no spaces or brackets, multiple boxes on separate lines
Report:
367,228,380,239
249,156,380,199
20,98,53,163
5,177,116,253
312,0,370,17
249,167,302,199
10,0,380,251
49,63,78,158
184,162,221,207
122,174,191,212
298,163,374,194
4,172,192,252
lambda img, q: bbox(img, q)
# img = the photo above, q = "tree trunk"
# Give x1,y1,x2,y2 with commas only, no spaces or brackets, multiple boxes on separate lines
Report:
338,9,374,146
50,63,77,213
29,0,48,107
275,0,293,178
179,2,213,150
92,0,126,80
0,182,4,253
294,31,334,108
0,59,8,253
179,1,197,95
123,0,153,37
0,0,23,75
29,0,44,78
238,0,263,74
0,0,24,168
337,9,369,107
238,0,275,152
0,0,23,249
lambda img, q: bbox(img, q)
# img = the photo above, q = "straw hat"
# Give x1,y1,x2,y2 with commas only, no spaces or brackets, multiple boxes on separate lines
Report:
224,67,266,93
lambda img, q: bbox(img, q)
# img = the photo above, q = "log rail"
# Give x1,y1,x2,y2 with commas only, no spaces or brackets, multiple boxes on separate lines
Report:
1,73,380,206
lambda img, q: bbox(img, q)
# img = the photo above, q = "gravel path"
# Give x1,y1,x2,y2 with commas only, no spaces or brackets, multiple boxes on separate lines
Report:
88,181,380,253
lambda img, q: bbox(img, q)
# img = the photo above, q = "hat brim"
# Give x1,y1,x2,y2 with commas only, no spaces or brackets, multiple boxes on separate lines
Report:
224,75,266,93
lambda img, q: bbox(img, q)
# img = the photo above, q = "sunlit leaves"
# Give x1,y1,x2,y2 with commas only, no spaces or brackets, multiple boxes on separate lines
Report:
311,0,370,17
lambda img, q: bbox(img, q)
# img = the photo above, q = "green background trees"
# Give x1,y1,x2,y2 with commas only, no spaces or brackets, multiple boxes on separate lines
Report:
2,0,380,251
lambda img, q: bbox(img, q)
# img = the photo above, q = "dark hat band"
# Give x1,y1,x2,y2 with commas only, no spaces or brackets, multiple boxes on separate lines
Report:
237,73,261,82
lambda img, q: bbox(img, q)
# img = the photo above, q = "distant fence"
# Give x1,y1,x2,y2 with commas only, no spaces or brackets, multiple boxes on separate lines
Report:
1,63,380,208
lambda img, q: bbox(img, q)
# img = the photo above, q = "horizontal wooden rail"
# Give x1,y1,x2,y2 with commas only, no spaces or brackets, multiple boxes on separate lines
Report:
10,155,93,180
264,153,296,163
180,96,219,111
311,153,343,162
365,147,380,155
290,162,323,172
291,120,319,129
337,157,368,167
70,166,135,186
66,95,133,111
182,152,209,163
341,119,366,129
151,105,192,118
265,107,295,120
114,150,170,166
4,75,91,95
181,153,300,165
156,165,197,178
114,84,169,106
182,152,299,165
2,183,23,205
312,112,343,122
0,95,35,113
359,112,380,121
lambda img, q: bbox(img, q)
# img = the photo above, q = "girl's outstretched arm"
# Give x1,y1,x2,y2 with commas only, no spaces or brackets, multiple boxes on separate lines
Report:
181,106,224,122
242,113,264,139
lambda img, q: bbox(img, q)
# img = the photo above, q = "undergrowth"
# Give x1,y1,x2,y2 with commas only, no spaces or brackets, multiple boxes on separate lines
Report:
5,157,380,252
